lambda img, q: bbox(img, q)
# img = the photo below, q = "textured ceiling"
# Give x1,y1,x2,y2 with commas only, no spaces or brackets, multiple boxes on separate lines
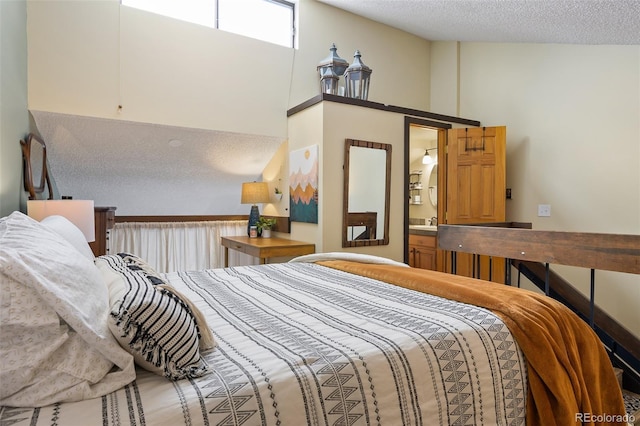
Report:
317,0,640,45
31,111,284,215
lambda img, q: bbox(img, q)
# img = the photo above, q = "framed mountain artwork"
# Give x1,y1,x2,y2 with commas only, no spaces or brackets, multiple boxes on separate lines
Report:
289,145,318,224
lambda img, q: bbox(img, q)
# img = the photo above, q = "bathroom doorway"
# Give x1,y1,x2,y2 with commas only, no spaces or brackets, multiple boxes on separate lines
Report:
408,125,438,225
404,117,450,267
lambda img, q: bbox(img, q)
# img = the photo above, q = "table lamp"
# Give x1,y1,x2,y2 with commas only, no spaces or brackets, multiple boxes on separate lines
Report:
241,182,270,236
27,199,95,242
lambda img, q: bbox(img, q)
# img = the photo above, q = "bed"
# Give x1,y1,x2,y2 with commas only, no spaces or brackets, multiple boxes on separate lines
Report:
0,212,630,425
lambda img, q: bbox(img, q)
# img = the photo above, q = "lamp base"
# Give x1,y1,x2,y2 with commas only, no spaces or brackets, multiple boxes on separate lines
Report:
247,205,260,236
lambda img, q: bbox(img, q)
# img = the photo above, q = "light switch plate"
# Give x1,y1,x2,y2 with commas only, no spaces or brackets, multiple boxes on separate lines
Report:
538,204,551,217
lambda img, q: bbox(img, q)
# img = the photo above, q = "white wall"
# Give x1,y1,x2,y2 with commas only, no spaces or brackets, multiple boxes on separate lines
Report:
289,101,406,261
24,0,431,214
27,0,292,137
0,0,29,216
291,1,431,110
429,41,458,117
431,41,640,336
287,103,324,247
261,140,290,219
26,0,431,134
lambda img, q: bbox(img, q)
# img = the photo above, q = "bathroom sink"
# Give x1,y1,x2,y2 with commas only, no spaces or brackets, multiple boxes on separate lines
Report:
409,224,438,231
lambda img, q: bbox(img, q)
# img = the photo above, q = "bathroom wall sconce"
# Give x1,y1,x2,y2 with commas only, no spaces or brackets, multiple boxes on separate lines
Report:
422,148,437,165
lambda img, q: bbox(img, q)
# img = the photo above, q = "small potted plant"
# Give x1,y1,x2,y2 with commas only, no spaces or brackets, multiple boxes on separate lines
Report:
274,187,283,201
257,216,277,238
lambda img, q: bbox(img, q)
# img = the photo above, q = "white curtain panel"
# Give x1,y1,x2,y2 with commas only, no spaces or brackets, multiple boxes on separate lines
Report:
108,221,256,273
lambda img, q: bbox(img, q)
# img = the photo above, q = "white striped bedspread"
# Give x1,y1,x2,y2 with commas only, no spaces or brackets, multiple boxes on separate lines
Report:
3,262,527,426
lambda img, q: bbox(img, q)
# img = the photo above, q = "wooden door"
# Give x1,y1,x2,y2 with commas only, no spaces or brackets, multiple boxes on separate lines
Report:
445,126,506,281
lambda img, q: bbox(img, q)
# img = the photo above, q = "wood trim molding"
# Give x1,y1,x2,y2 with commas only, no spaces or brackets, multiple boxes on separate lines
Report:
115,214,291,233
287,93,481,127
116,215,247,223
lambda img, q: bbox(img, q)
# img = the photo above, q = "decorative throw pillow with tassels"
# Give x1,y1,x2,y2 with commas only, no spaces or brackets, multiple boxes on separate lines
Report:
96,253,215,380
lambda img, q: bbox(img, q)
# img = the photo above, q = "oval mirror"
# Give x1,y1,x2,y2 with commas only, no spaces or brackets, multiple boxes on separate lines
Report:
343,139,392,247
428,164,438,207
20,133,53,200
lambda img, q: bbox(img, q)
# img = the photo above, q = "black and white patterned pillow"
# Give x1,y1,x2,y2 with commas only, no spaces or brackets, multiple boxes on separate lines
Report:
97,253,213,380
115,252,168,285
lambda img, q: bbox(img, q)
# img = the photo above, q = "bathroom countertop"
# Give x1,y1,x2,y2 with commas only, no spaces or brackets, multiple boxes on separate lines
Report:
408,226,437,237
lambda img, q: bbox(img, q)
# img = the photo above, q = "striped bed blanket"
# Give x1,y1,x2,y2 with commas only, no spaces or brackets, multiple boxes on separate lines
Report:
3,260,530,425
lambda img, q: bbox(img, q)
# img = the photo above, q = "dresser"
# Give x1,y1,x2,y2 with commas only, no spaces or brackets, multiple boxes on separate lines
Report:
89,206,116,256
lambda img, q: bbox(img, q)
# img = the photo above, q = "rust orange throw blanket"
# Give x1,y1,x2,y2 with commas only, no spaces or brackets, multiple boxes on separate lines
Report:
317,260,626,426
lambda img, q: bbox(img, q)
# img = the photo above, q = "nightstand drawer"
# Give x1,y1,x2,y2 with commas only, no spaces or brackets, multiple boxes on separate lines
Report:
409,234,436,248
226,242,251,255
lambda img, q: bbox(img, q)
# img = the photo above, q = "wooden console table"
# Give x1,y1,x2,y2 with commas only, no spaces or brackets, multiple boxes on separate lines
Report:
221,236,315,267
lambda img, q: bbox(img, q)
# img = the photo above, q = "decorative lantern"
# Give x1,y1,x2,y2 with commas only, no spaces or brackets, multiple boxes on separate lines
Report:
317,43,349,95
319,67,339,95
344,50,372,100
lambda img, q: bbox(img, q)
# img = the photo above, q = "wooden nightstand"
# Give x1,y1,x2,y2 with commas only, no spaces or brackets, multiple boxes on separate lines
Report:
90,206,116,256
221,236,315,267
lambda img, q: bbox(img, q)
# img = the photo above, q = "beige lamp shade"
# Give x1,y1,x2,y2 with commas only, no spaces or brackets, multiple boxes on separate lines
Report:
241,182,270,205
27,199,95,242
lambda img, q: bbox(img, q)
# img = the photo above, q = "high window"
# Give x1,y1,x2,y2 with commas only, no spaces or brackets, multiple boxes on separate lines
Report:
122,0,296,48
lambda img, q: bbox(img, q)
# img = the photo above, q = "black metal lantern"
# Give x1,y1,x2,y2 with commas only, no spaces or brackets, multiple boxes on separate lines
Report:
317,43,349,95
344,50,372,100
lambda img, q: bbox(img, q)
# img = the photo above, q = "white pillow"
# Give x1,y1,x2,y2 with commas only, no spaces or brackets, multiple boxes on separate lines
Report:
0,212,135,407
41,215,95,261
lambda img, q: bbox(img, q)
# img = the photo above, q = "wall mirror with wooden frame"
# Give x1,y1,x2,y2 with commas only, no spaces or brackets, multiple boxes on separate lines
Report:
343,139,392,247
20,133,53,200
